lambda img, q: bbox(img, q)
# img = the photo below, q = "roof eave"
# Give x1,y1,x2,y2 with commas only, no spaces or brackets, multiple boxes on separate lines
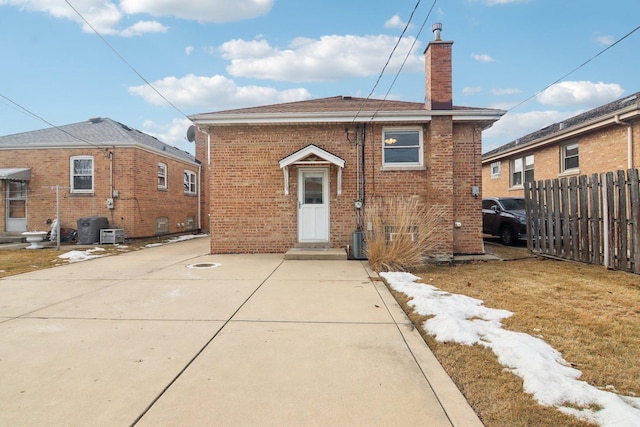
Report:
482,105,640,163
189,108,505,126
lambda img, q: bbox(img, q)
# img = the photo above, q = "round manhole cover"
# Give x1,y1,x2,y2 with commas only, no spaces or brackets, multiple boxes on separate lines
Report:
186,262,221,269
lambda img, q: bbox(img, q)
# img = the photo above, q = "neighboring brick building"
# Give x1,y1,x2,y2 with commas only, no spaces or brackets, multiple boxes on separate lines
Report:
190,25,504,257
0,117,204,239
483,92,640,197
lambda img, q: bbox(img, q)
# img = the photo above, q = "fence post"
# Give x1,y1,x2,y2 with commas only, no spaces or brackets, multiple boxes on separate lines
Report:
629,168,640,274
590,174,601,265
617,170,628,271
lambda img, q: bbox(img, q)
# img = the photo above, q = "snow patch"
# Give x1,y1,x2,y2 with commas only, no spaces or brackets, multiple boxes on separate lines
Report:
381,271,640,427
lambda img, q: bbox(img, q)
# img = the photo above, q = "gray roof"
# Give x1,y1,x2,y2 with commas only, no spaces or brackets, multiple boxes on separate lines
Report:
483,91,640,158
0,117,196,163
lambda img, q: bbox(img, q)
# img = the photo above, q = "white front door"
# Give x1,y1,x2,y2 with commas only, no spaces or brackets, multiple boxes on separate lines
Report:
298,168,329,242
6,181,27,232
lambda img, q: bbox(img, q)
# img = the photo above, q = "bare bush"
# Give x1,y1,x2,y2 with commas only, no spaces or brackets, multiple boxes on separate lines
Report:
363,196,445,271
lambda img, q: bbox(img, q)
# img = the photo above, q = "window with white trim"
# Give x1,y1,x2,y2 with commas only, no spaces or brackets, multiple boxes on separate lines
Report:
70,155,94,193
510,155,534,187
184,170,197,194
382,128,423,167
561,142,579,173
158,163,167,189
490,161,501,179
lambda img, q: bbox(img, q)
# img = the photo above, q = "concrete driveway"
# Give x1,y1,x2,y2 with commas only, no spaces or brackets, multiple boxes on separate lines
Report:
0,237,481,426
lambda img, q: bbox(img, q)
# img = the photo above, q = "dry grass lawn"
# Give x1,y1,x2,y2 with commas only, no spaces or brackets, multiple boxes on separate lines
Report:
387,241,640,427
0,238,162,278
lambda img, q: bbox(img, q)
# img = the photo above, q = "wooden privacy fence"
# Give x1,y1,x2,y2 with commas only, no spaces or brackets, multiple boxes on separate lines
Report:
524,169,640,274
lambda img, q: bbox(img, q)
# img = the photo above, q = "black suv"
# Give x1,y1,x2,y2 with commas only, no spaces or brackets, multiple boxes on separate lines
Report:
482,197,527,245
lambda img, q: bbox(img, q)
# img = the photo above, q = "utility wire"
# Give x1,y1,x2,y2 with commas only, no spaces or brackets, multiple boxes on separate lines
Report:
352,0,427,122
370,0,438,121
507,24,640,113
64,0,190,119
0,92,106,149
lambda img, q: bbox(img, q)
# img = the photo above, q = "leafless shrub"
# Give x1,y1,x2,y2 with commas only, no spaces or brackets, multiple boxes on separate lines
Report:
363,196,445,271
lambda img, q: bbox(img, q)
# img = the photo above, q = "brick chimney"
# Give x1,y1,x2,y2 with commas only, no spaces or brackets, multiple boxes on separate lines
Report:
425,23,453,110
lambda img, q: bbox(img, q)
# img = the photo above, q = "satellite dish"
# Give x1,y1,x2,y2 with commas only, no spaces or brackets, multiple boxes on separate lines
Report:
186,125,196,142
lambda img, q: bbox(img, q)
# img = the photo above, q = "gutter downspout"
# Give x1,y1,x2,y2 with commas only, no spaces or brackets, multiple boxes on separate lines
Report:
197,161,202,232
197,127,212,233
614,115,633,169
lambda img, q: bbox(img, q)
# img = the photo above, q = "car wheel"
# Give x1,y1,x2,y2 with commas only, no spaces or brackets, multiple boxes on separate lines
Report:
500,225,514,245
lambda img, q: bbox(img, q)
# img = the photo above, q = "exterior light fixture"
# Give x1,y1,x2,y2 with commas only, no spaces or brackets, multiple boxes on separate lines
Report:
385,138,397,145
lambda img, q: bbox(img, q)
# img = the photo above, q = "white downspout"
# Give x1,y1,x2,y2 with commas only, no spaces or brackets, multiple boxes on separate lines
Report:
614,115,633,169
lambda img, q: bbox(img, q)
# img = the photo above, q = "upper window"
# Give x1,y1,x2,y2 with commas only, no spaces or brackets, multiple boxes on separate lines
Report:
70,156,94,193
158,163,167,190
562,142,579,173
490,161,501,179
184,170,197,195
382,128,423,167
510,155,534,187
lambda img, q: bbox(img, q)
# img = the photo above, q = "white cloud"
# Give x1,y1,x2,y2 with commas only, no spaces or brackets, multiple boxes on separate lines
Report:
223,35,424,82
219,39,275,59
462,87,483,95
595,34,614,46
472,53,495,63
141,117,194,153
537,81,625,108
185,46,194,56
0,0,270,35
128,74,312,110
491,88,521,95
118,20,168,37
384,14,409,30
482,109,578,151
120,0,274,23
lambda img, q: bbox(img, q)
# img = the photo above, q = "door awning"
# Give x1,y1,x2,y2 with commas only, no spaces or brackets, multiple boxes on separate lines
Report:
279,145,345,196
0,168,31,181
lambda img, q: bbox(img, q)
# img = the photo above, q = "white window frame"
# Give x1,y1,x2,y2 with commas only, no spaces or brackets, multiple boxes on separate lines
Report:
70,155,94,194
184,170,197,195
561,142,579,173
490,161,501,179
510,155,534,188
382,127,424,168
158,162,167,190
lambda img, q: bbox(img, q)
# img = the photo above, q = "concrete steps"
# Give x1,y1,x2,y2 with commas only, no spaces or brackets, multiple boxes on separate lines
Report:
284,247,348,260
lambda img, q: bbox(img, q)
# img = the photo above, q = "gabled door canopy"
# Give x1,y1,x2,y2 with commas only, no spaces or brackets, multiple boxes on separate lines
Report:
279,144,345,196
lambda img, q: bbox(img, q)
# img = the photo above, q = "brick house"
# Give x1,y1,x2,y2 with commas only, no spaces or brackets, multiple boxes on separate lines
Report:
482,91,640,197
0,117,204,239
190,26,504,257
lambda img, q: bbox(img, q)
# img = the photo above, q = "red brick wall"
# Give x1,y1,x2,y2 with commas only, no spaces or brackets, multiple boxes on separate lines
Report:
482,120,640,198
0,147,199,238
453,125,483,254
202,119,485,255
425,41,453,110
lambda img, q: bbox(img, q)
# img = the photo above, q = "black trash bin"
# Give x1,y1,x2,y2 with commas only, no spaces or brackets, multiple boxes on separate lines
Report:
76,216,109,244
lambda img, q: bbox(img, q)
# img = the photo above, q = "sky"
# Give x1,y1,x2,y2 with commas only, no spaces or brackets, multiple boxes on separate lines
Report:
381,271,640,427
1,0,639,156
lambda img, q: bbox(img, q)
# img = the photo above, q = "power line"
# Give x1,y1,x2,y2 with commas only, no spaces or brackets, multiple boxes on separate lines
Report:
370,0,438,121
352,0,430,122
0,92,107,149
64,0,189,119
507,24,640,113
